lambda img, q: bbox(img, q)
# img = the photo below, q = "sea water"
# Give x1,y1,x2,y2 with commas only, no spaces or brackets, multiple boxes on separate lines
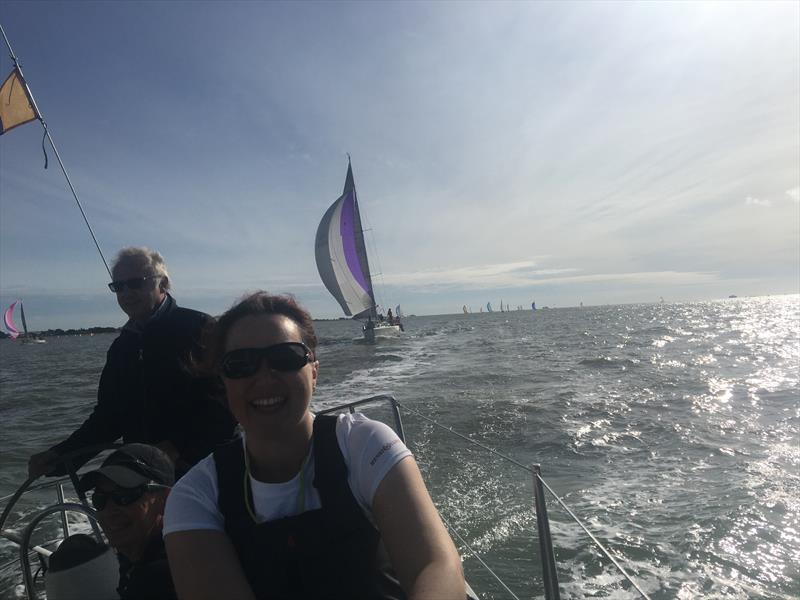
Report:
1,295,798,599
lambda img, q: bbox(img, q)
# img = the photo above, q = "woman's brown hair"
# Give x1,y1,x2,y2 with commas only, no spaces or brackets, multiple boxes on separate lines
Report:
199,291,318,376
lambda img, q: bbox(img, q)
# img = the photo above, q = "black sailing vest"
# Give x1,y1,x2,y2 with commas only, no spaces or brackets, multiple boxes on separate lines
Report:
213,414,406,600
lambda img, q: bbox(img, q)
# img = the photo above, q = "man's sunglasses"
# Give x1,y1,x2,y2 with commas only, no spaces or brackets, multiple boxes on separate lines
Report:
90,484,166,511
221,342,312,379
108,276,158,293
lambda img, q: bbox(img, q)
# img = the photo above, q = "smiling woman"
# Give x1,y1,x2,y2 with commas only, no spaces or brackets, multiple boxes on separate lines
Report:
163,291,467,600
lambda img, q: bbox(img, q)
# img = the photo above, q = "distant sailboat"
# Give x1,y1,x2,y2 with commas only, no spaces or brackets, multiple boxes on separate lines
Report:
3,300,46,343
315,158,402,341
395,305,403,319
486,302,493,313
500,300,504,313
4,302,20,339
531,301,536,311
462,305,468,314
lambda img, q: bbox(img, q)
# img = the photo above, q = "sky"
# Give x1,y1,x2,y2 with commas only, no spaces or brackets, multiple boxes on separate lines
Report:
0,1,798,330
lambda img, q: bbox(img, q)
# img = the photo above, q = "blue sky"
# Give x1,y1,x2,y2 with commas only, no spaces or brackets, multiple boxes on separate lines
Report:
1,1,798,329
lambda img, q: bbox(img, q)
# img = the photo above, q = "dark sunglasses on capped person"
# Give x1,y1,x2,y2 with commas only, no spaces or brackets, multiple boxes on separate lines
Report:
107,275,159,293
90,484,168,511
221,342,312,379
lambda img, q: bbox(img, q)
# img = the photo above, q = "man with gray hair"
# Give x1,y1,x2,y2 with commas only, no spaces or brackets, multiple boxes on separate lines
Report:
29,247,236,478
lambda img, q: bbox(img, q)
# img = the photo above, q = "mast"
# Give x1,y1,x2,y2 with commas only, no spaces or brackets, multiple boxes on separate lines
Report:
19,302,29,337
344,158,378,320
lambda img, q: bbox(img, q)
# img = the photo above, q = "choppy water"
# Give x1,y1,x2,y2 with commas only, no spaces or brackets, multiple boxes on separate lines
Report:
1,295,798,599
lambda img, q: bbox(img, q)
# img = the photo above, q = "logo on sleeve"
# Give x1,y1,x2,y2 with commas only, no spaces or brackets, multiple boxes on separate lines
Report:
369,440,400,466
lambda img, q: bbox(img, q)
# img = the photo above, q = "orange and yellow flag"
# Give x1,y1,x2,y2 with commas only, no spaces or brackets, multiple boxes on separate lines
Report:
0,68,38,135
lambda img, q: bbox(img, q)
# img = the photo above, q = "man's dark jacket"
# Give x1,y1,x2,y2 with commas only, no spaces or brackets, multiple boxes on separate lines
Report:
51,295,235,472
117,530,176,600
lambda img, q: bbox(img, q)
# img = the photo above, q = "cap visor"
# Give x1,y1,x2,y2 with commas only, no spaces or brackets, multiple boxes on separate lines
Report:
78,466,151,492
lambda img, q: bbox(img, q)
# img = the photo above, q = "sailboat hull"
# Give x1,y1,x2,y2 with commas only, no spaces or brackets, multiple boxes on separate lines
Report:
363,323,402,341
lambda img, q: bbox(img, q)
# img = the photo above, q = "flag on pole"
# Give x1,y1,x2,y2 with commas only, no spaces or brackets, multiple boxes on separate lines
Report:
0,67,38,135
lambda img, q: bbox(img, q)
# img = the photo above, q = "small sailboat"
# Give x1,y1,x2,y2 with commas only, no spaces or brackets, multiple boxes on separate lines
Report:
531,301,537,311
462,305,468,314
486,302,493,313
315,159,402,341
4,300,46,343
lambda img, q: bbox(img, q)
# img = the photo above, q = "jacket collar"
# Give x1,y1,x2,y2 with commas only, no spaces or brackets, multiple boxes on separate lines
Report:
122,294,176,335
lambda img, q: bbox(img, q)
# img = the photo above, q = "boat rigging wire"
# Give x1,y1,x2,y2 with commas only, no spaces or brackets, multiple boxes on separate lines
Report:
395,400,654,600
441,514,522,600
0,23,113,280
348,157,391,313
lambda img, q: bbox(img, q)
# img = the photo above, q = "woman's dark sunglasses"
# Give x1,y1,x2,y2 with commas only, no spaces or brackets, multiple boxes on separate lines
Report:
108,276,158,293
90,485,164,510
221,342,311,379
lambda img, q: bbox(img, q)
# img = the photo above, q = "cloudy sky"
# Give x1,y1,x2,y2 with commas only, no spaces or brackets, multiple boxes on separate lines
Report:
1,1,798,329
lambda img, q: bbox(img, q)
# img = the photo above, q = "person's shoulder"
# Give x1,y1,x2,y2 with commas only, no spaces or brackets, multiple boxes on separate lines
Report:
334,411,373,434
332,412,412,509
335,411,392,430
173,452,218,493
169,305,211,328
154,304,210,342
164,452,226,535
334,412,404,447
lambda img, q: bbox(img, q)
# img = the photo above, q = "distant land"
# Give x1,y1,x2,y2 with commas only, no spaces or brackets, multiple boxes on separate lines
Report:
0,326,119,339
0,318,356,340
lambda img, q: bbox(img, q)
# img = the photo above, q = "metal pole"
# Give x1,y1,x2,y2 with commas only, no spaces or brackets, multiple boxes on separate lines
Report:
19,502,98,600
56,484,70,539
64,457,104,542
532,464,561,600
0,22,113,279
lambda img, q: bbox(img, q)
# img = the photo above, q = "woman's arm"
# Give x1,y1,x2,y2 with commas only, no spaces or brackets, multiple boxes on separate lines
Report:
372,456,465,600
165,531,256,600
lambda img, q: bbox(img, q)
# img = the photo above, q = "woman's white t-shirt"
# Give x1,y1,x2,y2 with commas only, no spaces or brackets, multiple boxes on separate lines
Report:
163,413,412,534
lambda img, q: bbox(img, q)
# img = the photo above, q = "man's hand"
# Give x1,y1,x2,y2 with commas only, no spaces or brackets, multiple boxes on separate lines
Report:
28,450,60,479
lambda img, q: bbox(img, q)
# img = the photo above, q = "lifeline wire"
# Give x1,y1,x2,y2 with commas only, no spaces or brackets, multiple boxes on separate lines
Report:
439,512,522,600
395,400,653,600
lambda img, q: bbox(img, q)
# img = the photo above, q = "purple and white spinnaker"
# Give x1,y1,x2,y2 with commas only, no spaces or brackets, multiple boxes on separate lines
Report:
4,301,20,339
315,160,377,320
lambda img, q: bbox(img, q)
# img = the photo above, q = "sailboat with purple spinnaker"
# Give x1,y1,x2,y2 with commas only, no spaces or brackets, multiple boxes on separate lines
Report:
315,159,402,340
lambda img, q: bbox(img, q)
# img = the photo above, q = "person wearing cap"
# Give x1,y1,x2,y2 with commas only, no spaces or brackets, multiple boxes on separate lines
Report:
28,246,236,479
77,443,178,600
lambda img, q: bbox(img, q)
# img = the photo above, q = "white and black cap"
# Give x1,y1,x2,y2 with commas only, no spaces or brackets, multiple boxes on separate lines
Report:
78,443,175,492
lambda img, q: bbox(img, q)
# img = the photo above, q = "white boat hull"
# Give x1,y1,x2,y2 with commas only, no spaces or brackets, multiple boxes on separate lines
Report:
363,323,402,341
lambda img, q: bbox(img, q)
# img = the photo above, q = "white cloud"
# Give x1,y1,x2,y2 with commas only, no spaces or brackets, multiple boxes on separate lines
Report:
786,187,800,204
745,196,772,207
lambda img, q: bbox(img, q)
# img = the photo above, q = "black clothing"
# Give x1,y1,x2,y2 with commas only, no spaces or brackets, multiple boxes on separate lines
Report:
117,531,177,600
213,415,405,600
51,295,235,474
